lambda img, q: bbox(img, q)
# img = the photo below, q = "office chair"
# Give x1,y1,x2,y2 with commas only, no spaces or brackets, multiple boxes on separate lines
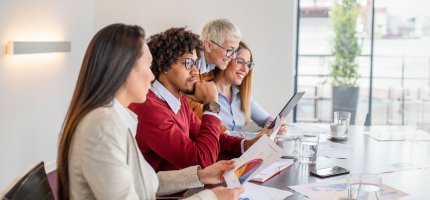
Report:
1,162,55,200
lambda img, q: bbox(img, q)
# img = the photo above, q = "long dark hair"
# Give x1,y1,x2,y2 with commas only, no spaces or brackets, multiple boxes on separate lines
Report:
57,23,146,200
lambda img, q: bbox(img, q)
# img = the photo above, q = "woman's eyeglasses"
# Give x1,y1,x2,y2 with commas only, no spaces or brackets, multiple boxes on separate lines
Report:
179,58,200,70
210,40,241,57
234,58,254,70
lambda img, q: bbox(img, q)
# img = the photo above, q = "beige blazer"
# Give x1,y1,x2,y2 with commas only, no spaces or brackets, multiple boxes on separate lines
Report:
68,100,216,200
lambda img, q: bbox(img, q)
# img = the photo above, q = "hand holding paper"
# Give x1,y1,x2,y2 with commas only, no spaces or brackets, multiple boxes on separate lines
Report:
197,160,235,184
223,135,284,188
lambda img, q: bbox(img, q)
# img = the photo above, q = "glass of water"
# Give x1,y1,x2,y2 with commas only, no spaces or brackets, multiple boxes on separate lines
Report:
298,133,319,164
347,174,382,200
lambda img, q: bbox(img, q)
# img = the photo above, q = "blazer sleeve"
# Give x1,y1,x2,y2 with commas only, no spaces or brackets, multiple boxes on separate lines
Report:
156,166,202,196
80,117,139,200
156,164,216,200
138,105,221,169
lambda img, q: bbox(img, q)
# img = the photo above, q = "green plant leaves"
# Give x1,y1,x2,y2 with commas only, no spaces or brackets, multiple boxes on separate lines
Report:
330,0,362,86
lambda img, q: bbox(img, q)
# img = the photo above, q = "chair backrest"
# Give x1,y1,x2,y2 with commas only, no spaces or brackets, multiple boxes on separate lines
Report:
1,162,55,200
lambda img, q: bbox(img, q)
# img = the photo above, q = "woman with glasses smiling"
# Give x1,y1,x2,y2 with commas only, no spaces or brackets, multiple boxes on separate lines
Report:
212,41,287,138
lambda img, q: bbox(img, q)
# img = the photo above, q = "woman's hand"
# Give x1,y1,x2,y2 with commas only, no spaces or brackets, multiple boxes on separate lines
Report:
211,186,244,200
277,116,288,134
243,126,276,150
197,160,235,184
259,125,273,136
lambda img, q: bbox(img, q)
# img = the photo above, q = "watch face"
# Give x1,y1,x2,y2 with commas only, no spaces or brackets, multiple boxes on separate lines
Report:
209,102,220,112
205,102,220,113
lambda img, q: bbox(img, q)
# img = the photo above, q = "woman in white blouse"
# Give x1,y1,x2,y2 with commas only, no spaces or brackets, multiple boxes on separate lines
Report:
57,23,243,200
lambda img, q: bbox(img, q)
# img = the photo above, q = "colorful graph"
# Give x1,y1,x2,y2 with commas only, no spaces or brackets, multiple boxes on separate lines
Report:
235,158,263,184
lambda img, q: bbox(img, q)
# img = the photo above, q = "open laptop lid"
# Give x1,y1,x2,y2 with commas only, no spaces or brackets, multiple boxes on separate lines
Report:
268,92,305,129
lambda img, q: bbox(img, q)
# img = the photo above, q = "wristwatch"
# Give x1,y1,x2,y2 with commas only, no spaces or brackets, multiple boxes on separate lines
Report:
203,102,221,114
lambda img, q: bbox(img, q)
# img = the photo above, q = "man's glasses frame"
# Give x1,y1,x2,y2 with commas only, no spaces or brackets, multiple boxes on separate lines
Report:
210,40,241,57
178,58,200,70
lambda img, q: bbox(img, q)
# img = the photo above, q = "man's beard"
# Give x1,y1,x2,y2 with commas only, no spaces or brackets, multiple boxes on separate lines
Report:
182,83,195,95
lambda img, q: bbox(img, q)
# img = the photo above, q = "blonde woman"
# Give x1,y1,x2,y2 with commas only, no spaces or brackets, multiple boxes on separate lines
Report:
213,42,286,137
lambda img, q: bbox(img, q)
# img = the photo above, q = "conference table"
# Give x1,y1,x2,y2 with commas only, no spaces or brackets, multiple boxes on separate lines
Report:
258,125,430,200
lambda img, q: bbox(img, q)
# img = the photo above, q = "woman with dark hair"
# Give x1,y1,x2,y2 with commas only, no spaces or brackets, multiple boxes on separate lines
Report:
57,23,242,200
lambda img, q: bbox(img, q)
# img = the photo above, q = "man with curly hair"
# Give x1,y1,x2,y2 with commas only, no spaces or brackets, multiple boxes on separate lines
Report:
129,27,251,172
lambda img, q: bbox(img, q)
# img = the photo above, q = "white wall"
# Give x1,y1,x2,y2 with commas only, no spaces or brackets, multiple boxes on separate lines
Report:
94,0,297,117
0,0,297,191
0,0,95,190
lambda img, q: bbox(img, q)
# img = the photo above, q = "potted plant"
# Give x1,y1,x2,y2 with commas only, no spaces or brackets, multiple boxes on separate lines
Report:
329,0,362,124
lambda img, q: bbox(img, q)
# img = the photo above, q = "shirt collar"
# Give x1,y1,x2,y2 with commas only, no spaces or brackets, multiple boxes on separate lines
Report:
150,80,181,114
231,85,240,96
112,98,138,137
198,50,216,74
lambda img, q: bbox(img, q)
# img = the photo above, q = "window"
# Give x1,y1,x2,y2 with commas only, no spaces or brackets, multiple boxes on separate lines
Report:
295,0,430,132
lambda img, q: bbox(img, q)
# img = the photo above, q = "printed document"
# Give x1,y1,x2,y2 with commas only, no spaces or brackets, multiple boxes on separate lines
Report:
223,135,284,188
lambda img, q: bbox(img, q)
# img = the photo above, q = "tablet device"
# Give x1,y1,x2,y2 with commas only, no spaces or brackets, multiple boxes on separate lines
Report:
268,92,305,129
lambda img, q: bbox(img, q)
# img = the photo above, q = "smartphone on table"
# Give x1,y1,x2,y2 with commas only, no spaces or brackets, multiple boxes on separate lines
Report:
309,166,349,178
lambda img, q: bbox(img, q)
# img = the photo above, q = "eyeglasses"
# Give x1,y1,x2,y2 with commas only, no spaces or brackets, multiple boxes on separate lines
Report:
178,58,200,70
234,58,254,70
210,40,241,57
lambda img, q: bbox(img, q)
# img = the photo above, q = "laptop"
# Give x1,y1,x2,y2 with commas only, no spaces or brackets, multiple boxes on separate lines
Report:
267,92,305,129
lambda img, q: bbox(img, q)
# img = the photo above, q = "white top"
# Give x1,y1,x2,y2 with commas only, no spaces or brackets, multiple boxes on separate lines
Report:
68,99,216,200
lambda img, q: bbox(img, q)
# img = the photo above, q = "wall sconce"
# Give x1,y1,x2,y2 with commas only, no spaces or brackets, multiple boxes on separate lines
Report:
6,41,71,55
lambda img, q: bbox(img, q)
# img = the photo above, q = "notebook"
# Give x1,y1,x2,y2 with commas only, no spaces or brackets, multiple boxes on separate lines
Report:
250,159,294,183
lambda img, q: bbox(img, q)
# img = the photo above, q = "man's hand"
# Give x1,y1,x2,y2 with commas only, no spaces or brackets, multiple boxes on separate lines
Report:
184,81,218,104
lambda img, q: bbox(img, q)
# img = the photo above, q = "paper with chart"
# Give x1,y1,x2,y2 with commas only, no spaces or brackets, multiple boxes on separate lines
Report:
288,179,408,200
223,135,284,188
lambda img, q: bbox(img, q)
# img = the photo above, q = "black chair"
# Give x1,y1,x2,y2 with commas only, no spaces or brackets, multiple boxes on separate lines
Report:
2,162,55,200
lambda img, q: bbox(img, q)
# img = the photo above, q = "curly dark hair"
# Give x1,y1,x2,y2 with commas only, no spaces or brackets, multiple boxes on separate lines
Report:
147,27,203,78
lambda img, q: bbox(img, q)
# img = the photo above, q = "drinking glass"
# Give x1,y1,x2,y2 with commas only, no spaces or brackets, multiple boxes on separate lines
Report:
347,174,382,200
298,133,319,164
330,111,351,140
